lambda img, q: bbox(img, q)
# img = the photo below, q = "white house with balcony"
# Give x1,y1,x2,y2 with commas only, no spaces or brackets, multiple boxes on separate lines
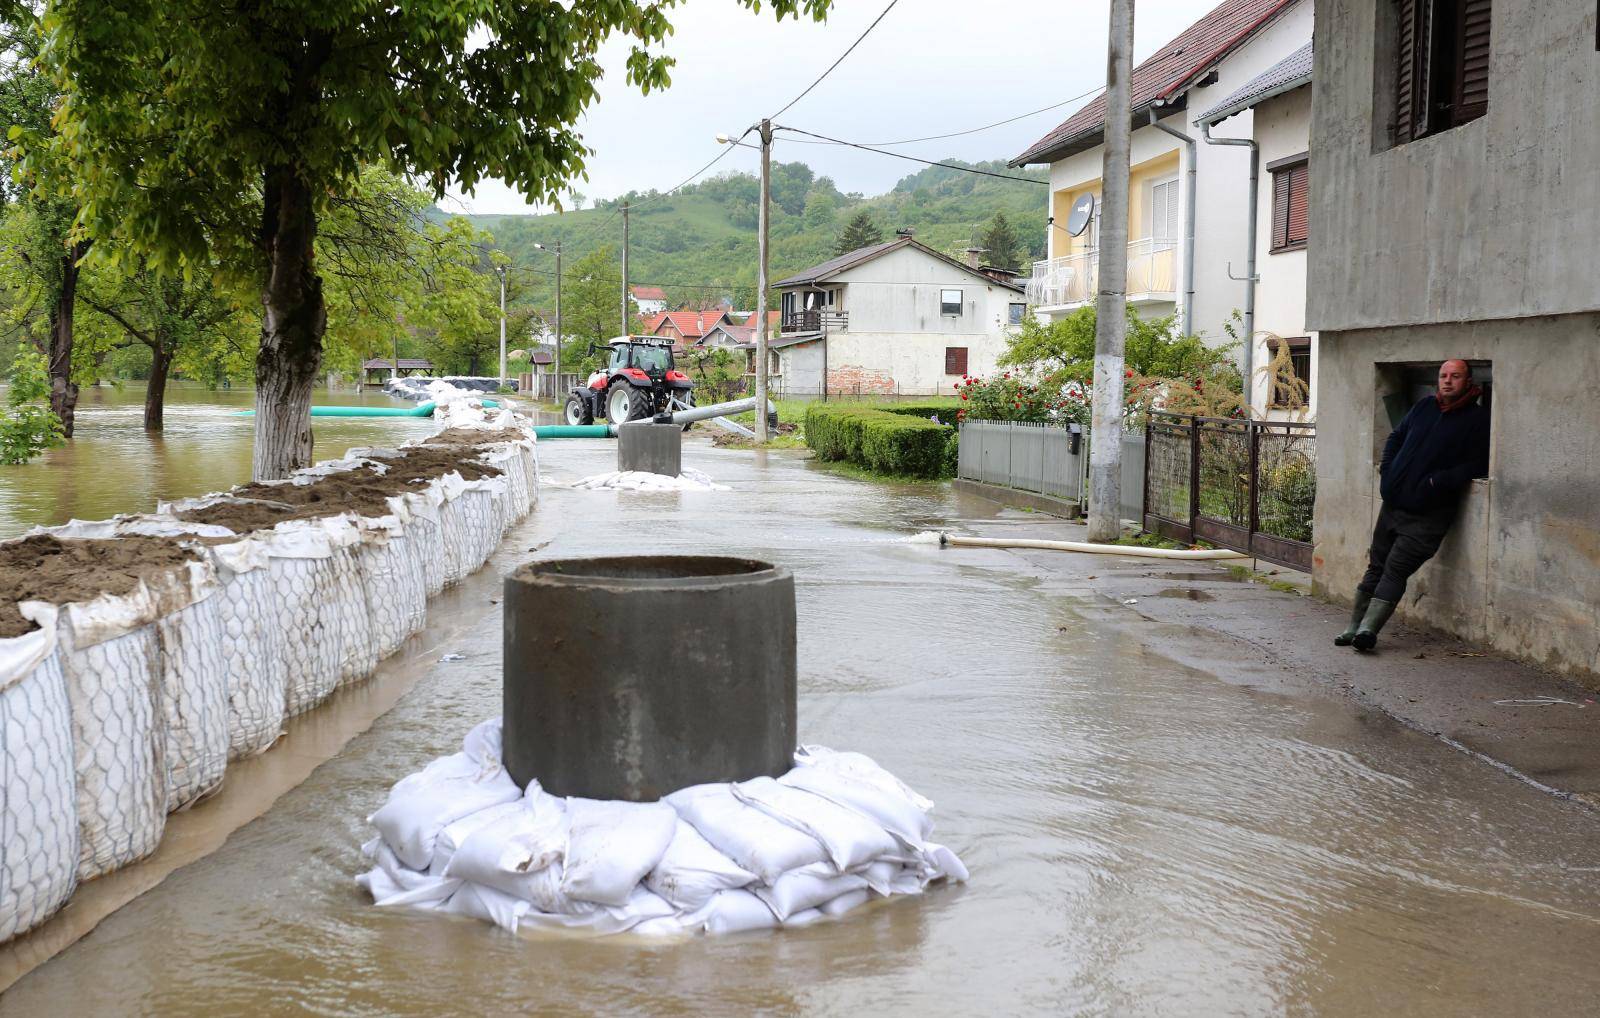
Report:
765,237,1027,398
1010,0,1313,364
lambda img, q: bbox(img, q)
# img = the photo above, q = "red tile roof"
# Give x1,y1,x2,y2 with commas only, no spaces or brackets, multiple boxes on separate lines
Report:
631,285,668,301
648,310,732,340
1011,0,1300,166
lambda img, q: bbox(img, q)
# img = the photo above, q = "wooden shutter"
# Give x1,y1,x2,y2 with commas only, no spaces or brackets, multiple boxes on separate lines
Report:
1454,0,1491,124
1286,164,1310,246
1394,0,1434,142
1271,169,1292,250
945,347,968,376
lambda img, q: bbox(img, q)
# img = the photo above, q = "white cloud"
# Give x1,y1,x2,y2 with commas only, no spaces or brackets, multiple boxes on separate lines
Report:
446,0,1209,214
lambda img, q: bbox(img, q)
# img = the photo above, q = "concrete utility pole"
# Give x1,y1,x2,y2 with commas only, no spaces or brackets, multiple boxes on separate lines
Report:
621,201,631,336
496,264,508,385
754,118,773,443
1088,0,1135,543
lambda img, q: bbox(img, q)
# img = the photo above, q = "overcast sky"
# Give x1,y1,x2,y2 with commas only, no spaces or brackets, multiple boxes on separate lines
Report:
443,0,1213,215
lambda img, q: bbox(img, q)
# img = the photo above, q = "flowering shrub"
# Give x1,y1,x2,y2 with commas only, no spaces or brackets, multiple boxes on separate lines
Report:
955,366,1245,429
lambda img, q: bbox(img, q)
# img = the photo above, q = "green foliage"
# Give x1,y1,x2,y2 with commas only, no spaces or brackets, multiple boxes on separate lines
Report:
680,346,744,403
876,401,962,426
1259,457,1316,543
559,245,638,376
803,404,952,479
977,211,1023,273
834,209,882,255
0,346,63,463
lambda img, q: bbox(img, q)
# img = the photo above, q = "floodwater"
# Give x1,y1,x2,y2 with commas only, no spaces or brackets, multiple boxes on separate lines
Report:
6,437,1600,1015
0,383,438,538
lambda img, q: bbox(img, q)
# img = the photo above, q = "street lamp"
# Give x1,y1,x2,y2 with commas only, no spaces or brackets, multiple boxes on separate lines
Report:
717,121,776,443
533,241,563,398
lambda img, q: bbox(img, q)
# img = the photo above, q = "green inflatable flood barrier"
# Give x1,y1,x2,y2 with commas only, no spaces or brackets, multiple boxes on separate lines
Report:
531,425,615,439
232,399,506,418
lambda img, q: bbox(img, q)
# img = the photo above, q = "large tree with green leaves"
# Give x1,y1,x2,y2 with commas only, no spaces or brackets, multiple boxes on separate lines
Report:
37,0,827,478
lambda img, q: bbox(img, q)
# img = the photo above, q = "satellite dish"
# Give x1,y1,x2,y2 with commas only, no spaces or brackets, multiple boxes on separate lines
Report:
1066,193,1095,237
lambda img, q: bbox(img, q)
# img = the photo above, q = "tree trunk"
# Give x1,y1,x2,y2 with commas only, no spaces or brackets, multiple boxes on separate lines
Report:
145,341,171,431
253,167,326,481
47,242,87,438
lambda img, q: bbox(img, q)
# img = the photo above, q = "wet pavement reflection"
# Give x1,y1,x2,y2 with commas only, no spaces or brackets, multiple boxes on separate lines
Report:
5,436,1600,1015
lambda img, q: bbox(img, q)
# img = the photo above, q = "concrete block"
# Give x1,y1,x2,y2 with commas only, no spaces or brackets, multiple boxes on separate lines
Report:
617,421,681,477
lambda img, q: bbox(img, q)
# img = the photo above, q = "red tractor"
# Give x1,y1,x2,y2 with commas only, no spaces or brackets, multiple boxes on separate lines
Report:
564,336,696,427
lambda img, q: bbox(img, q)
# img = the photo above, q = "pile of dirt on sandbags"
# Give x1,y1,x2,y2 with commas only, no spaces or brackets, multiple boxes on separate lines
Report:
0,535,199,638
421,427,529,447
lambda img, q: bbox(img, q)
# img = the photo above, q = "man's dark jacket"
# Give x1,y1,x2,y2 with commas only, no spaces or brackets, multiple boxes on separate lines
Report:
1379,394,1491,513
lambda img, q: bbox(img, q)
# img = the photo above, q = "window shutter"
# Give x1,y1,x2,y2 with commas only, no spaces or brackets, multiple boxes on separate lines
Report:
945,347,968,376
1395,0,1418,141
1455,0,1491,123
1286,164,1310,246
1271,169,1292,250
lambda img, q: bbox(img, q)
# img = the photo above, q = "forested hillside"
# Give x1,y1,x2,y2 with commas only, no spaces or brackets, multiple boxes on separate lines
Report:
475,158,1049,316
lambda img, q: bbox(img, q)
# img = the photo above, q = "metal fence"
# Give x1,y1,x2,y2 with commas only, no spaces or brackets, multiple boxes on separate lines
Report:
957,421,1146,522
1142,411,1316,570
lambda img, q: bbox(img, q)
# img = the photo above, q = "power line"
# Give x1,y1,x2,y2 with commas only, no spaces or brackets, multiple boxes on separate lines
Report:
777,127,1048,185
783,86,1104,148
770,0,901,121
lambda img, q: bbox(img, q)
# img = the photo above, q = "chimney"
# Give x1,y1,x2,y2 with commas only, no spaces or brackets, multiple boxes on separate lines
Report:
963,247,985,268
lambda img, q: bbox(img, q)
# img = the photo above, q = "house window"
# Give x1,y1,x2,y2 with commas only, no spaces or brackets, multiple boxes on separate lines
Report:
944,347,969,376
1387,0,1491,145
1267,337,1313,409
1150,177,1180,242
940,289,963,316
1268,156,1309,252
1008,303,1026,326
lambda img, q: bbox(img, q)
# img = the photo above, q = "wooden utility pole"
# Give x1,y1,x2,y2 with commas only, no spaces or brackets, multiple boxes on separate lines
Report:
553,243,563,387
755,119,773,443
1088,0,1135,543
621,201,631,336
496,264,508,385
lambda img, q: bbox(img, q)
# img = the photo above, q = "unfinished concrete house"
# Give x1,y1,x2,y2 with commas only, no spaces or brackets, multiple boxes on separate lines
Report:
1308,0,1600,678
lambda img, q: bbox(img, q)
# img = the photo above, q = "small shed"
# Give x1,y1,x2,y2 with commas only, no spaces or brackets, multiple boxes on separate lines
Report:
362,357,434,389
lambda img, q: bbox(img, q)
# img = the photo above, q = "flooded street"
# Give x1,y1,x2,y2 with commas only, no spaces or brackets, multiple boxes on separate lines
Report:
0,384,438,538
5,435,1600,1015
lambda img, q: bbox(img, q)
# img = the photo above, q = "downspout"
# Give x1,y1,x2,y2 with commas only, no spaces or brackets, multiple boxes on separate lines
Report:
1198,120,1259,395
1147,106,1196,333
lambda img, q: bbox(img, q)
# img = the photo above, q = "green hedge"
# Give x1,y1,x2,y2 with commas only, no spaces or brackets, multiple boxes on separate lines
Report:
804,404,954,479
878,402,962,427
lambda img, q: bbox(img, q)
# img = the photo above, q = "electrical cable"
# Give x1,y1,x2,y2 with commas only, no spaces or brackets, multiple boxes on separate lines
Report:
770,0,901,121
775,127,1047,185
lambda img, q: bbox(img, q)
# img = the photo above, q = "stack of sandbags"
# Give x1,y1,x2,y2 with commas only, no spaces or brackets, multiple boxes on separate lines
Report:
0,609,78,941
357,719,966,936
562,468,729,493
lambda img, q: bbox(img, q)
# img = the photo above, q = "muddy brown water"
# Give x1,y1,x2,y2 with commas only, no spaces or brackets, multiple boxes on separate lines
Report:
6,431,1600,1014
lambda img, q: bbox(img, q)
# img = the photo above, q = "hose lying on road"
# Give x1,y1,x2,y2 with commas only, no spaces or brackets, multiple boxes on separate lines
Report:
922,532,1249,560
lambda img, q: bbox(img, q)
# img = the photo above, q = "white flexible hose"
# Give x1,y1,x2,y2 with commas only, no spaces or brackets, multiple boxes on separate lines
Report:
929,532,1249,560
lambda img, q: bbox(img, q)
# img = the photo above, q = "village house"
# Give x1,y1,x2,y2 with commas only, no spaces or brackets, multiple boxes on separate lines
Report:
1308,0,1599,678
1009,0,1313,374
766,237,1027,398
642,309,736,347
630,285,669,316
1193,41,1316,418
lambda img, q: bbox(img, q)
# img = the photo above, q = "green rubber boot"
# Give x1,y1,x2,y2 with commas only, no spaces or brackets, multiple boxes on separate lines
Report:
1351,598,1397,652
1334,591,1372,646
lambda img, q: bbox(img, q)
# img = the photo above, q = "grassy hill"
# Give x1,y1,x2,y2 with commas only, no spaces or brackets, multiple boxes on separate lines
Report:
467,157,1048,316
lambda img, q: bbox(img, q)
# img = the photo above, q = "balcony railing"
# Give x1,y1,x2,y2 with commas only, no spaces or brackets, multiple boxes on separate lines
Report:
1026,238,1178,309
780,308,849,334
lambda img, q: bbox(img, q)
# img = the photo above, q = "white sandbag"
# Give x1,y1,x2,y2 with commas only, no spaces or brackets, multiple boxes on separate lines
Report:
443,792,578,909
358,836,460,907
780,750,933,848
368,746,520,872
350,502,427,659
664,783,828,886
819,887,871,918
560,798,678,907
783,907,825,928
683,889,778,935
733,776,901,873
564,468,729,492
644,818,757,911
515,887,676,937
19,595,167,882
752,862,868,922
153,577,228,810
202,538,284,759
0,614,78,941
437,881,532,932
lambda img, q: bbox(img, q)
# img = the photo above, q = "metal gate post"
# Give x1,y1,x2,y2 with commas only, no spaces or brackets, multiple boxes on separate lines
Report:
1247,421,1261,544
1188,414,1201,529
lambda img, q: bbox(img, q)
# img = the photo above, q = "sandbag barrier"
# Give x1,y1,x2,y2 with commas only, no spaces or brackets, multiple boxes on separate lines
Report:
358,719,967,937
0,400,538,944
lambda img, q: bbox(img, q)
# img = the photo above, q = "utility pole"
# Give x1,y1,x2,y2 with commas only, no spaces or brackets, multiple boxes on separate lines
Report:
621,201,631,337
496,264,508,386
1088,0,1135,543
754,118,773,443
553,243,563,390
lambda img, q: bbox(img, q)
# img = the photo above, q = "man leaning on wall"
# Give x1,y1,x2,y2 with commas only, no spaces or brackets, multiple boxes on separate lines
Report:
1335,359,1491,651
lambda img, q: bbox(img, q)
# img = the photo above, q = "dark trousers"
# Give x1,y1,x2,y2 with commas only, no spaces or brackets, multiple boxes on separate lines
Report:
1359,502,1455,603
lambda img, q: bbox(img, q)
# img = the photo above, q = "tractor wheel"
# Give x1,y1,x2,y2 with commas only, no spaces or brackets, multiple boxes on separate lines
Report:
607,383,644,423
563,394,592,425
